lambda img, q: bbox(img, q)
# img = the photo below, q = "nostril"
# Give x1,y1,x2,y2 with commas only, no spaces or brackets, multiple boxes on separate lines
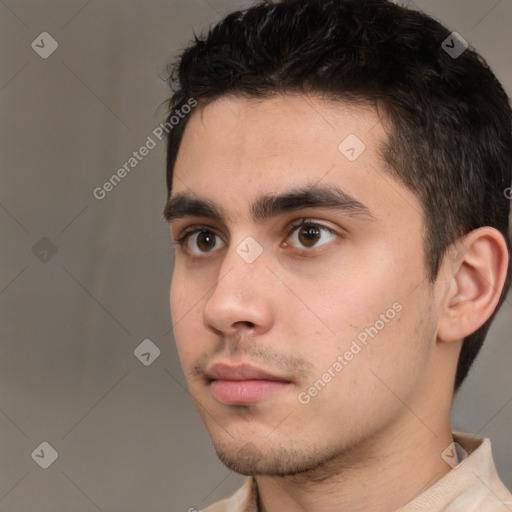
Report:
237,321,255,329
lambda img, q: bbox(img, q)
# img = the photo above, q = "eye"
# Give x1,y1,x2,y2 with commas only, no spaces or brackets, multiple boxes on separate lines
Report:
286,220,337,249
177,229,226,255
173,219,339,258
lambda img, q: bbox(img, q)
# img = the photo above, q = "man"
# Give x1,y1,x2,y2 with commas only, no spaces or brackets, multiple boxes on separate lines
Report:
163,0,512,510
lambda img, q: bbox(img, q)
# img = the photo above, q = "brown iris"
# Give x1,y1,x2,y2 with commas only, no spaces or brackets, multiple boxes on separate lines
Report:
298,224,321,248
196,231,216,252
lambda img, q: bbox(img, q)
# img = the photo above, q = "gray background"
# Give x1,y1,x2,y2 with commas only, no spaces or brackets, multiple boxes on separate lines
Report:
0,0,511,510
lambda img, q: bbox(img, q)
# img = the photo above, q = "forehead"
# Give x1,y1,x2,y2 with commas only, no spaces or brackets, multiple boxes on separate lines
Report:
175,94,383,172
170,93,421,226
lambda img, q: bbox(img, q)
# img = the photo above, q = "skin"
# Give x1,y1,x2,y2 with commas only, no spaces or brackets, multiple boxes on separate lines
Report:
167,93,509,512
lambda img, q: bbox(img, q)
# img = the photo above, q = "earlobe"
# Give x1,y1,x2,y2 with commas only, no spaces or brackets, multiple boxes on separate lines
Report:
437,227,509,343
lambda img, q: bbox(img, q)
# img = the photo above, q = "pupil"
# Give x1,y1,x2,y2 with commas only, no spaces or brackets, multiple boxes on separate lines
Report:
198,231,215,251
300,225,320,246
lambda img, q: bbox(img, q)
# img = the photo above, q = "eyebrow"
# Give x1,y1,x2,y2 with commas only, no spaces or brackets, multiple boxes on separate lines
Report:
163,183,376,224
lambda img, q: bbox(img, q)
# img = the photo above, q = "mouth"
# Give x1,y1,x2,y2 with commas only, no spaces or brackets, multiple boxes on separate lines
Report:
206,362,292,405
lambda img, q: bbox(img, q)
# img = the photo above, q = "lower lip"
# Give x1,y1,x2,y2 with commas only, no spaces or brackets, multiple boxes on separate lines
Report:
209,379,290,405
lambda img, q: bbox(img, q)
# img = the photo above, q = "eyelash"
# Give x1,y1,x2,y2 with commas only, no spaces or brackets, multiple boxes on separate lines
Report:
172,218,338,257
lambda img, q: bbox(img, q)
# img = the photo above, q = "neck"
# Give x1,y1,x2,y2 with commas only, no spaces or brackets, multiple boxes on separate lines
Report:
255,416,454,512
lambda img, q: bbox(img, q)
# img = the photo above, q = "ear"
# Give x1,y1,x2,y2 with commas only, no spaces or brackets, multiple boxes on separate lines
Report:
437,227,510,343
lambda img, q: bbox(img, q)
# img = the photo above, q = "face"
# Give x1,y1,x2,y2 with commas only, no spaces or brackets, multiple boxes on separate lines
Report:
167,94,440,476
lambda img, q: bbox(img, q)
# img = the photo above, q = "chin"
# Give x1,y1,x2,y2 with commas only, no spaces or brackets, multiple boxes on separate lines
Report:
212,438,338,477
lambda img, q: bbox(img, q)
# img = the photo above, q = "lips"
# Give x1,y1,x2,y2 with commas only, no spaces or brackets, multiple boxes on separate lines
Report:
207,363,290,382
206,362,291,405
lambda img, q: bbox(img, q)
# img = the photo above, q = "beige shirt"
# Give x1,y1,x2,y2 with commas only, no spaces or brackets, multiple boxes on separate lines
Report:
202,432,512,512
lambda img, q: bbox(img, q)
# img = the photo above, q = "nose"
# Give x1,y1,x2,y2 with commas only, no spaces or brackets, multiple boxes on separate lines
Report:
202,242,274,338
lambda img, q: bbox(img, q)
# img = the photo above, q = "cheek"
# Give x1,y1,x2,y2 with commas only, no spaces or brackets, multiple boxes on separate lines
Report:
289,264,397,345
169,270,205,364
170,258,211,319
293,297,434,437
322,238,425,333
289,244,430,380
169,268,182,315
